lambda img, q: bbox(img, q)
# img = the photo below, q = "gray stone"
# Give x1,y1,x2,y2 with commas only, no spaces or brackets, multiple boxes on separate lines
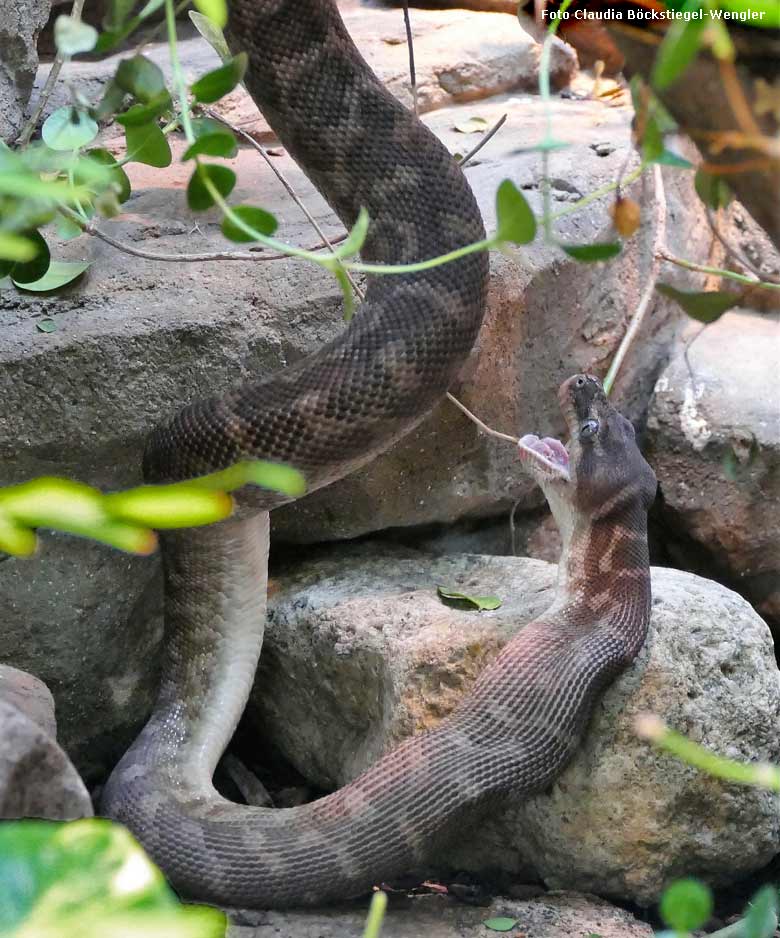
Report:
646,310,780,629
30,7,576,130
0,668,92,821
0,663,56,738
515,565,780,905
256,546,780,903
0,0,51,142
227,891,653,938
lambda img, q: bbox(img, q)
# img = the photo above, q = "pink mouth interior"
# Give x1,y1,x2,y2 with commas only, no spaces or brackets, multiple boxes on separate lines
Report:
518,434,570,479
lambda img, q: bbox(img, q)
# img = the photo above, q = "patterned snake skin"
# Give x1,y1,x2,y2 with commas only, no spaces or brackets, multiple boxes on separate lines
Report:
101,0,657,909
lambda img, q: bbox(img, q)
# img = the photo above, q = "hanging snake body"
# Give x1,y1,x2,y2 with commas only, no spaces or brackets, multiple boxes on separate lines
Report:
101,0,657,909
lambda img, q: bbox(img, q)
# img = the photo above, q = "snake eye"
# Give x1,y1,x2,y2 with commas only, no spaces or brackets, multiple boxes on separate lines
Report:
574,376,587,388
579,418,599,441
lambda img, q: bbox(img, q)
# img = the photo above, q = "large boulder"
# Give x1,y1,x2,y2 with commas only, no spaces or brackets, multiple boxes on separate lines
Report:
250,545,780,904
646,310,780,630
0,0,51,142
0,665,92,820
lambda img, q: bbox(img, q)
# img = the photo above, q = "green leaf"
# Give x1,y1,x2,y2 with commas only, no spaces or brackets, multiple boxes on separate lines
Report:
656,283,739,324
694,169,732,210
116,54,166,103
561,242,621,262
0,513,38,556
10,230,50,284
183,130,238,160
741,885,779,938
719,0,779,27
92,78,127,122
332,206,370,259
511,138,569,154
13,260,90,292
454,116,488,134
437,586,502,612
54,14,98,55
483,917,518,932
86,148,132,203
186,163,236,211
36,318,57,333
659,878,713,932
192,460,307,498
0,819,227,937
495,179,536,245
115,90,172,127
0,233,38,267
188,11,231,62
221,205,278,242
104,486,234,529
655,149,693,169
55,212,84,241
191,53,248,104
42,106,99,151
651,3,707,90
192,0,229,29
125,122,172,168
104,0,137,31
641,114,664,164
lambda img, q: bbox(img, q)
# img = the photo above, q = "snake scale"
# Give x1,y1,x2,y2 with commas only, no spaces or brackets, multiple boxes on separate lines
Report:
101,0,657,909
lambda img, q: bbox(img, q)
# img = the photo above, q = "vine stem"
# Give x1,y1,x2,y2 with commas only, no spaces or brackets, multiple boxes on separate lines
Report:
16,0,86,147
656,250,780,291
603,164,666,396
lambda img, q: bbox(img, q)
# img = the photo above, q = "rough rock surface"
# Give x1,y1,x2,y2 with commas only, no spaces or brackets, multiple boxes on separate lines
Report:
0,0,51,142
0,663,56,738
646,310,780,629
0,665,92,821
227,891,653,938
30,7,577,128
255,545,780,903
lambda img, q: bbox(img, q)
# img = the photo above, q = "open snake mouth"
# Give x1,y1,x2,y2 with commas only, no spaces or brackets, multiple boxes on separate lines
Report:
518,434,570,482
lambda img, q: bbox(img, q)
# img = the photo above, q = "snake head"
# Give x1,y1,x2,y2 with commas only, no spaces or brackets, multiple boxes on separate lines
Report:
518,374,656,517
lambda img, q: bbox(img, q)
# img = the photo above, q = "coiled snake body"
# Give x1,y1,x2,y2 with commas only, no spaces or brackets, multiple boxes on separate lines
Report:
102,0,657,909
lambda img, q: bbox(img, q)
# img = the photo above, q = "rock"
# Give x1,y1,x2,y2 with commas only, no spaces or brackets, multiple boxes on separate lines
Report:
253,545,780,903
0,0,51,142
30,7,576,131
227,891,653,938
0,667,92,821
646,310,780,629
0,535,163,783
0,663,56,738
3,22,710,776
515,565,780,904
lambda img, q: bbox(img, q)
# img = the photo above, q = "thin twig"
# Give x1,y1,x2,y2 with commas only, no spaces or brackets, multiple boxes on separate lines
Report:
17,0,87,147
59,205,347,263
202,106,363,298
603,163,666,395
445,392,519,445
401,0,418,117
459,114,507,168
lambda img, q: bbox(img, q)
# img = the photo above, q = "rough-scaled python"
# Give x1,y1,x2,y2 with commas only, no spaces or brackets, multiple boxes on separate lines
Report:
101,0,657,909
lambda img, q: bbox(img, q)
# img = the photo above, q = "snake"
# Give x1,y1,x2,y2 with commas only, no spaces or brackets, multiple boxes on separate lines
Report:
100,0,658,909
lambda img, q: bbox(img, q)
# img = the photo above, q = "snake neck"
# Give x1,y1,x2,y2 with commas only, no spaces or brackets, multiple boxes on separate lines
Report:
553,502,652,656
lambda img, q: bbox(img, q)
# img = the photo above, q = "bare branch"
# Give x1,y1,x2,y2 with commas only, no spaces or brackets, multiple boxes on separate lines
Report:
17,0,87,147
603,164,666,395
459,114,508,168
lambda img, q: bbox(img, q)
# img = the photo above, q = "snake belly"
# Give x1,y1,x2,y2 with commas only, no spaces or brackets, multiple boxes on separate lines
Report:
101,0,656,911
